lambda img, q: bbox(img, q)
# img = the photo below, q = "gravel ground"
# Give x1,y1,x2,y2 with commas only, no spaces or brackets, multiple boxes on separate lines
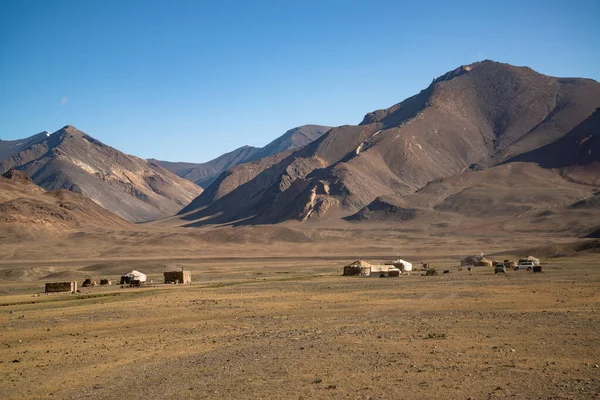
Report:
1,256,599,399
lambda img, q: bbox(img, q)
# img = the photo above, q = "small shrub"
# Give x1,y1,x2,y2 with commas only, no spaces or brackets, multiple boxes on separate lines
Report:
424,333,446,339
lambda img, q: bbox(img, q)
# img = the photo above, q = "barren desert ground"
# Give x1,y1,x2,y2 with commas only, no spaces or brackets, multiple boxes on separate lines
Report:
1,239,599,400
2,2,600,399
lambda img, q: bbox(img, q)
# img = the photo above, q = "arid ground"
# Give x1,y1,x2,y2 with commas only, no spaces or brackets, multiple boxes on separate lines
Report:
1,232,599,400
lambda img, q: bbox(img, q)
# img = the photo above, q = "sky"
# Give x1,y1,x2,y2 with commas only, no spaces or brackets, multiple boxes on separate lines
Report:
1,0,599,163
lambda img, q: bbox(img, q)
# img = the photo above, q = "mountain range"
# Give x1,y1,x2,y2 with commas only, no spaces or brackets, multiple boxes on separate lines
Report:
174,60,600,232
1,60,599,236
150,124,331,188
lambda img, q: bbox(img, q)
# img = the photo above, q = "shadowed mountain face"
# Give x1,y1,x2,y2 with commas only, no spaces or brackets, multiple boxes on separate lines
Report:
152,124,331,188
344,196,417,222
177,60,600,227
0,131,53,160
0,126,203,222
587,228,600,238
505,108,600,185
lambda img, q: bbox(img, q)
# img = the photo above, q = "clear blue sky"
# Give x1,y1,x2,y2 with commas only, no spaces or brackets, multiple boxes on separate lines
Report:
1,0,599,162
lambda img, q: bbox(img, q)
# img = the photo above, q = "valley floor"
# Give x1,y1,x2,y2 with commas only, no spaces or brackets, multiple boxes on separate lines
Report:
1,253,599,399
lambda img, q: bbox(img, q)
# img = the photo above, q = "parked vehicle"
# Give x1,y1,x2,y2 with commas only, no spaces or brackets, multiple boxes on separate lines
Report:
495,265,507,274
518,261,535,268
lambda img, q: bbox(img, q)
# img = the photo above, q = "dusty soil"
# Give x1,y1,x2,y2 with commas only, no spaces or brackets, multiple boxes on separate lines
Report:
1,253,599,400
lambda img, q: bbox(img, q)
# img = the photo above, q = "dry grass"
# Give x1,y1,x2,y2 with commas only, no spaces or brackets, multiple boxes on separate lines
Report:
1,252,599,399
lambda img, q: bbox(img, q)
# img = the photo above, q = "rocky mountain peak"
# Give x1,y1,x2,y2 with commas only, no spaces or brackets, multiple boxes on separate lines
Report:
1,169,32,183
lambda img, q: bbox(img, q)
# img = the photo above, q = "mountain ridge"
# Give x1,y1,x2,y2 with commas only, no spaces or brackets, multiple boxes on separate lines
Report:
152,124,331,188
0,126,203,222
176,60,600,227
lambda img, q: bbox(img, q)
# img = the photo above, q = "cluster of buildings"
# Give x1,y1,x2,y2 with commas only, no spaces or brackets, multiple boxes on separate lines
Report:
343,254,542,278
343,259,413,277
44,268,192,293
44,254,544,295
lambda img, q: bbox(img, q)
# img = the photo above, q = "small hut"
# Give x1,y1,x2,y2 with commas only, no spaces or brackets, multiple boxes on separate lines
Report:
164,270,192,284
369,265,401,277
120,270,147,285
81,278,96,287
343,260,372,276
460,255,478,266
45,282,77,293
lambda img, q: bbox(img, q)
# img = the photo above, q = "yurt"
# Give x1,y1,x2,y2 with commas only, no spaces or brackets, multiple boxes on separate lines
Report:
120,270,147,285
461,254,492,267
526,256,540,266
392,259,413,272
474,257,493,267
460,255,478,266
343,260,372,276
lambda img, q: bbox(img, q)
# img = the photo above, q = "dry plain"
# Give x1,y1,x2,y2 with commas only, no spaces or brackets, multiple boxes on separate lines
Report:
0,233,599,400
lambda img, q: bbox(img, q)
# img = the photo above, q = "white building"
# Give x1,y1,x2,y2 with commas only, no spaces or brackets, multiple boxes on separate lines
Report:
369,265,401,277
392,259,413,272
120,270,147,284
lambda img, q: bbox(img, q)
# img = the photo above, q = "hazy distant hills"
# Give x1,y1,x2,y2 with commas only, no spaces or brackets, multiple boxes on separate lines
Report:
150,145,262,189
248,125,334,163
0,126,203,222
177,60,600,229
151,124,331,188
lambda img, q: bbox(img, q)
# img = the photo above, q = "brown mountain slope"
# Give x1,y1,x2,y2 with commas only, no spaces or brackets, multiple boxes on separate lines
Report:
398,162,593,217
153,124,331,188
0,126,203,222
350,107,600,224
179,149,295,213
0,169,44,202
505,107,600,185
178,61,600,226
344,196,417,222
347,162,599,237
0,170,131,233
